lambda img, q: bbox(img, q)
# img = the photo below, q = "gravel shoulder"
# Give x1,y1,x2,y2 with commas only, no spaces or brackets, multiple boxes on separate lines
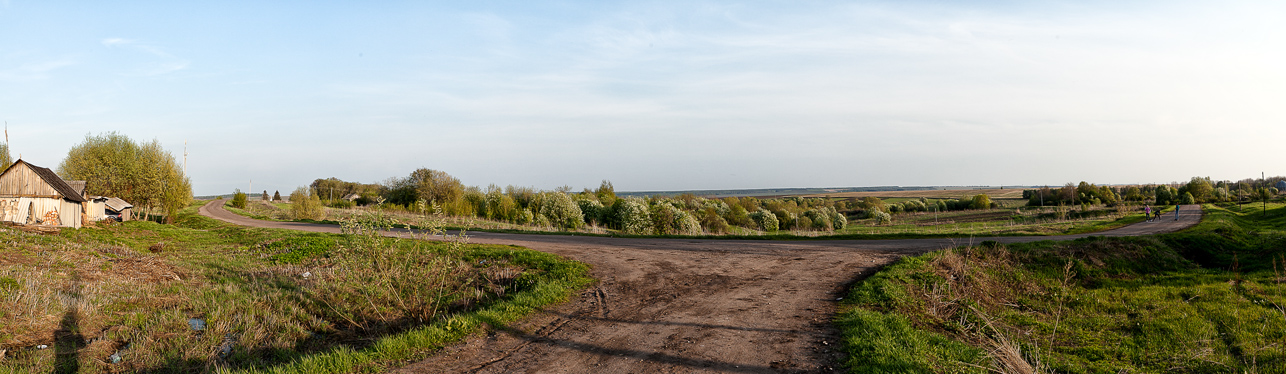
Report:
199,201,1202,373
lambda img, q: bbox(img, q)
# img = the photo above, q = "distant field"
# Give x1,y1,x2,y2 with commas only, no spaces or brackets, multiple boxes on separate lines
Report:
802,188,1026,200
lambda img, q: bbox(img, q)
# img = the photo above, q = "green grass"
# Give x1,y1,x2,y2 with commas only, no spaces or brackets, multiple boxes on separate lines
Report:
837,201,1286,373
0,201,592,373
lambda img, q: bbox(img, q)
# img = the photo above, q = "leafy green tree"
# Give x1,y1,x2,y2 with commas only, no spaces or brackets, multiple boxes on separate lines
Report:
0,142,10,170
290,187,326,220
410,168,464,206
595,180,617,206
970,194,993,210
1180,192,1195,205
231,189,248,209
1185,177,1214,203
58,132,191,222
1155,186,1173,205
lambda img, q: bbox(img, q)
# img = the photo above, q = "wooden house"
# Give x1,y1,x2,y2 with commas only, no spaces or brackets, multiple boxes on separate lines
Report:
0,159,86,228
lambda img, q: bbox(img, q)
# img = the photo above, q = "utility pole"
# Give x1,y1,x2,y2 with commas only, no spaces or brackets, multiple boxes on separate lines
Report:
249,180,253,199
1263,172,1267,216
183,140,188,176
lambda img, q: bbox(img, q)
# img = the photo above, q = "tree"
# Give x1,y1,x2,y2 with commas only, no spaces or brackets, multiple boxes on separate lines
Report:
970,194,993,210
289,187,326,220
273,190,282,201
262,190,269,201
231,189,248,209
1185,177,1214,203
58,132,191,222
1180,192,1195,205
1155,186,1173,205
408,168,464,206
0,141,10,170
595,180,617,206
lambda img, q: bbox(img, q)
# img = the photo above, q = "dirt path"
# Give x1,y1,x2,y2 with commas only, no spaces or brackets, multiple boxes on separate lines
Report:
199,201,1202,373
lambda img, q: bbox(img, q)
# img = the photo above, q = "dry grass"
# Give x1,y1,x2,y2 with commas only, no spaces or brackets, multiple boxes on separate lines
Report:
0,203,593,373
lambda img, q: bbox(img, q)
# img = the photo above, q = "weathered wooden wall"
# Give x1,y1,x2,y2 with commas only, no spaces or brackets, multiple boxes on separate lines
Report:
0,163,61,197
0,196,83,228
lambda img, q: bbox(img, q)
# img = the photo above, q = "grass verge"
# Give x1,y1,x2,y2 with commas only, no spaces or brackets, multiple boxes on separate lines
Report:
0,201,592,373
837,202,1286,373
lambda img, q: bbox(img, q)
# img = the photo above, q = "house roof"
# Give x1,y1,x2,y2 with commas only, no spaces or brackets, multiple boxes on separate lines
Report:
104,197,133,211
0,159,87,203
67,180,87,197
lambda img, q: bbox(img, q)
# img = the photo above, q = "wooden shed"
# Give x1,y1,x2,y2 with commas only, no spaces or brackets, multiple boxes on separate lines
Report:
0,159,86,228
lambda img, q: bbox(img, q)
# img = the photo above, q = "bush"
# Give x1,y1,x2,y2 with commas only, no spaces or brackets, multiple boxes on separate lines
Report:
970,194,992,210
290,187,327,220
577,198,605,226
231,189,248,209
613,198,652,235
485,186,518,221
538,192,585,229
804,209,832,231
1180,192,1195,205
699,207,731,234
828,207,847,230
650,203,682,235
515,209,534,225
674,210,702,236
725,205,752,228
749,209,780,231
870,210,892,225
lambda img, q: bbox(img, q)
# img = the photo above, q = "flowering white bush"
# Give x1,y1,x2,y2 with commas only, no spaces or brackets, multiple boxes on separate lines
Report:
749,209,779,231
870,210,892,225
538,192,585,229
616,198,653,235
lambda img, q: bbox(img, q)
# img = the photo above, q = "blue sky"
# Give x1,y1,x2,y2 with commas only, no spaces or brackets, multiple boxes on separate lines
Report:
2,1,1283,195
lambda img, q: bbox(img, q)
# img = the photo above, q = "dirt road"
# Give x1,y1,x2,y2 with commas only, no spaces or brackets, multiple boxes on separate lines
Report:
199,201,1202,373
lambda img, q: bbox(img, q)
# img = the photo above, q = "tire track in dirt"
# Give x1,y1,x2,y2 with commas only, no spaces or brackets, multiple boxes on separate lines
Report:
199,201,1202,373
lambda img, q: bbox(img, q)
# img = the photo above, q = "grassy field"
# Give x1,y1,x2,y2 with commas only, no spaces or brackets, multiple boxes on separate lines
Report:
803,188,1028,200
836,201,1286,373
0,201,592,373
232,199,1146,240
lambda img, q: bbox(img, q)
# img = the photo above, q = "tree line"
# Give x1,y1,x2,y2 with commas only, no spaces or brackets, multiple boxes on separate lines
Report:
302,169,1004,234
56,132,192,223
1024,177,1282,208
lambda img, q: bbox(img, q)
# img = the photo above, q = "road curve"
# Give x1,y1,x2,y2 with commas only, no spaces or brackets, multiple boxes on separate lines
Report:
199,201,1202,373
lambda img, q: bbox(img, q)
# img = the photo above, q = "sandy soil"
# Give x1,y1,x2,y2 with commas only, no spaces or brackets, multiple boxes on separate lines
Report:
199,201,1202,373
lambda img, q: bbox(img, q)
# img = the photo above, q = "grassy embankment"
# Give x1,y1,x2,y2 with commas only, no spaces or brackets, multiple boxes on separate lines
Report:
232,200,1148,240
0,201,592,373
836,201,1286,373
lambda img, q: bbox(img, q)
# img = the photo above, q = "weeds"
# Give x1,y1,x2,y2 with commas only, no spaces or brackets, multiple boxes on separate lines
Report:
838,203,1286,373
0,201,590,373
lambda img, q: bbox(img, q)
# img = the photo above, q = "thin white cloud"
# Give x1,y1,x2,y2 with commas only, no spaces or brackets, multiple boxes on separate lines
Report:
0,59,76,81
101,37,190,76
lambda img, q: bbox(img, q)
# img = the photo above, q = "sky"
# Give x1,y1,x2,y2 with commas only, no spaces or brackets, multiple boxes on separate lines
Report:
2,1,1284,195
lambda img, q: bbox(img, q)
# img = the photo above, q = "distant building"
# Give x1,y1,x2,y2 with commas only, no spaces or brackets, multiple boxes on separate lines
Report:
0,159,87,228
103,197,133,221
